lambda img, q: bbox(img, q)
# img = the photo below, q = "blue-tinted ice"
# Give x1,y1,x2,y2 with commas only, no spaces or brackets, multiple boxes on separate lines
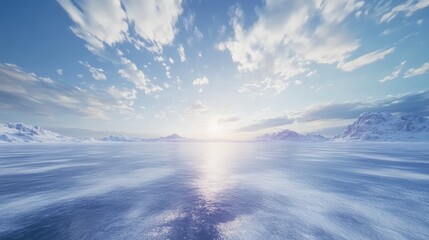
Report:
0,142,428,239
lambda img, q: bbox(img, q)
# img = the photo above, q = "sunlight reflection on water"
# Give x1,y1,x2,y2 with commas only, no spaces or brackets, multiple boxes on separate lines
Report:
195,143,236,203
0,142,428,239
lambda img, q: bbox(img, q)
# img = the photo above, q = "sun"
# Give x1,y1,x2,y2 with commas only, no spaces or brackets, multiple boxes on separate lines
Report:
206,122,225,139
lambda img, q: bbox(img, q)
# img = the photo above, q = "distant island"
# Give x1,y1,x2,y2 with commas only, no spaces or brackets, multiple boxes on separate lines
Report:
1,112,429,143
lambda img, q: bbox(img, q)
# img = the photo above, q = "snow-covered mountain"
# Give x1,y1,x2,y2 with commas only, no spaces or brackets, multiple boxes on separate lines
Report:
0,123,76,143
150,133,193,142
101,135,141,142
334,112,429,142
100,133,193,142
254,129,328,142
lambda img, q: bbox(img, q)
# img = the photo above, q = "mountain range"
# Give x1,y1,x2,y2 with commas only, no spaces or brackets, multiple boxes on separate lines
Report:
1,112,428,143
333,112,429,141
253,129,327,142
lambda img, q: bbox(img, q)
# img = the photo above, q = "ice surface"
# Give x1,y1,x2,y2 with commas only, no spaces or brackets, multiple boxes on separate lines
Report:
0,142,428,239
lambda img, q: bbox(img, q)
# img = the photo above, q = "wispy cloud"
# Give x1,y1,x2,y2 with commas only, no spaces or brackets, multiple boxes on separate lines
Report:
0,63,135,119
237,116,295,132
380,61,406,83
238,78,289,95
177,44,186,62
217,114,239,124
122,0,183,52
338,47,395,72
185,100,209,114
403,62,429,78
217,0,364,92
300,91,429,121
380,0,429,23
79,61,106,80
236,91,429,132
117,56,162,94
57,0,183,53
192,76,209,87
57,0,128,53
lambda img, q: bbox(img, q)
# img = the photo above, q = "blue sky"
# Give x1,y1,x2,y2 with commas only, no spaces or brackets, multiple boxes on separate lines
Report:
0,0,428,139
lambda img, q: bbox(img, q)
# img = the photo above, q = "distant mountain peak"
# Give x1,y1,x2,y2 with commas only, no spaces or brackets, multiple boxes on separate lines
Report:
165,133,181,138
155,133,192,142
255,129,327,142
100,133,193,142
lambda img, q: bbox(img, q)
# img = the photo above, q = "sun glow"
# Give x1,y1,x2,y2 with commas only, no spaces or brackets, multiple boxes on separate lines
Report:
206,122,226,139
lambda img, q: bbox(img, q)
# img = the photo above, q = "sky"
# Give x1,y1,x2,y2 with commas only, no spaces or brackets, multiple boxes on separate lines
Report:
0,0,428,140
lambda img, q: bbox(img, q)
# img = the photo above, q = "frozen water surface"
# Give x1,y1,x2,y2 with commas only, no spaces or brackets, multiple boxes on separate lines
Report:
0,142,428,239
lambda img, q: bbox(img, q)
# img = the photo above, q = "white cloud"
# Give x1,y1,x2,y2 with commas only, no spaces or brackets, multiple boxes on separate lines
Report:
337,47,395,72
380,61,406,83
57,0,128,52
192,76,209,86
169,57,174,64
238,83,260,94
404,62,429,78
295,80,303,85
79,61,107,80
417,19,424,25
122,0,183,52
0,63,136,120
238,77,289,95
154,56,164,62
380,0,429,23
176,76,182,90
105,86,137,113
177,44,186,62
194,26,203,40
261,78,289,94
217,113,239,123
57,69,63,75
106,86,137,100
185,100,209,114
381,28,396,35
117,57,163,94
57,0,183,53
217,0,364,88
183,13,195,31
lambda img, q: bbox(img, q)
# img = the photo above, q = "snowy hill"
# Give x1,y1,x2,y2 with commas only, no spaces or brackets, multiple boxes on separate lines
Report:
334,112,429,142
150,133,193,142
100,133,193,142
101,135,141,142
0,123,76,143
254,129,328,142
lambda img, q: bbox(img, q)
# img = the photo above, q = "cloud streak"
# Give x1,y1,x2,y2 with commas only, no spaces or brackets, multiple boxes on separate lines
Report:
79,61,106,80
380,61,406,83
380,0,429,23
236,91,429,132
57,0,183,53
185,100,209,114
237,116,294,132
117,57,163,94
217,0,364,92
338,47,395,72
404,62,429,78
0,63,138,120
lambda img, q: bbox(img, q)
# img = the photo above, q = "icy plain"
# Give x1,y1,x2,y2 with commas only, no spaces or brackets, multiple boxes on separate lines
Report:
0,142,428,239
